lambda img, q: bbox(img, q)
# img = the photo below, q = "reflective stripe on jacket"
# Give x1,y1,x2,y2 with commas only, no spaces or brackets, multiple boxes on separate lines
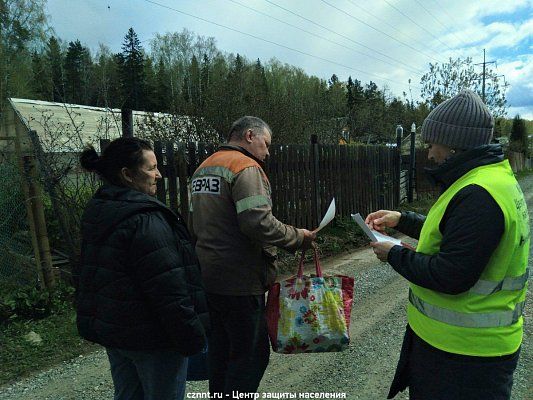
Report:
409,160,529,356
191,145,303,295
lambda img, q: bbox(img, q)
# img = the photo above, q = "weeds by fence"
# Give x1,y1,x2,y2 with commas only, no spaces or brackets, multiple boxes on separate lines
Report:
0,153,35,288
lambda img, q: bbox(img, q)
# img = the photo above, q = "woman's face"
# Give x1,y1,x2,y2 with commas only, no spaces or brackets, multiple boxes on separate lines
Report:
426,143,454,165
123,150,162,196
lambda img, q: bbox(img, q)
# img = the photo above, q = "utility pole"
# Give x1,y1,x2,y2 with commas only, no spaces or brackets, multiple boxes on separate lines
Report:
474,49,496,103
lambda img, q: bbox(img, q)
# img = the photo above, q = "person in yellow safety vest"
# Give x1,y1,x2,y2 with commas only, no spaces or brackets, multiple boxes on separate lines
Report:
366,90,529,400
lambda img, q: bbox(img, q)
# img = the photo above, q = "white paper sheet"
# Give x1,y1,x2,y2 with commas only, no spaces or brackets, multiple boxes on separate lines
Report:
316,198,335,232
351,213,402,246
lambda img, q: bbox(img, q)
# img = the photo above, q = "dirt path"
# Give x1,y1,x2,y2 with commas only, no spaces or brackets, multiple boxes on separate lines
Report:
1,175,532,400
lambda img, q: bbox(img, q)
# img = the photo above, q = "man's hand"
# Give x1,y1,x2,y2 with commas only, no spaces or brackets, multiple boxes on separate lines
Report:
300,229,317,250
369,241,396,262
365,210,401,233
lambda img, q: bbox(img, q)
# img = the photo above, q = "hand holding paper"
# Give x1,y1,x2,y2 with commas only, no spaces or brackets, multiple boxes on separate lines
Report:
351,213,402,246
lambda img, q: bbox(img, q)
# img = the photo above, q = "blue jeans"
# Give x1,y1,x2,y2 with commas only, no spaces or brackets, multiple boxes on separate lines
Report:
106,348,188,400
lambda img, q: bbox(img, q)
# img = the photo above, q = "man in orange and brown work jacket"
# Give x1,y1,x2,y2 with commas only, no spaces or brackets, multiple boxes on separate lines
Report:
191,116,316,395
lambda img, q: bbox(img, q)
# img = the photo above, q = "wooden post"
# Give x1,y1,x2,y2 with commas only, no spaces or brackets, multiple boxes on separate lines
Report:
15,124,55,288
166,142,178,211
310,135,320,228
395,125,403,206
177,143,190,224
29,130,77,283
12,113,45,288
153,141,166,204
408,123,416,203
24,155,56,288
121,109,133,137
187,142,198,176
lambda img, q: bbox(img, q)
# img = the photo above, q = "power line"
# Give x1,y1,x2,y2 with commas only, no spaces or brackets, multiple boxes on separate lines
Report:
412,0,469,48
139,0,419,90
381,0,458,55
263,0,426,76
228,0,424,76
430,0,472,47
346,0,445,61
320,0,441,63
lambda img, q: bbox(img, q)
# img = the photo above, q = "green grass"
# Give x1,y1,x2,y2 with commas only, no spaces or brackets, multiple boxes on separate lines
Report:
0,307,98,385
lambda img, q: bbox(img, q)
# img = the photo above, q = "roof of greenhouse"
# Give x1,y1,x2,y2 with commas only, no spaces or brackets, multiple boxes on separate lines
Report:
7,98,215,152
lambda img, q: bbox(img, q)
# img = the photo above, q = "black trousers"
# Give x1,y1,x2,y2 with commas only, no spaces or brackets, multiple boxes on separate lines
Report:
206,293,270,395
389,325,520,400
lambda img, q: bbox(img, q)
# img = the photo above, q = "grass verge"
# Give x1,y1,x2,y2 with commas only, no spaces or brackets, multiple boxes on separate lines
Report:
0,308,98,385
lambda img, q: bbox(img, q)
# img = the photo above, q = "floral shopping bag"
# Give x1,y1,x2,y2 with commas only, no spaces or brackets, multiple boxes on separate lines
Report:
266,248,354,354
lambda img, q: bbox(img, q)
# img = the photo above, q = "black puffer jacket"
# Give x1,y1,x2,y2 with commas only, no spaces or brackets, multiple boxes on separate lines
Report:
75,185,208,355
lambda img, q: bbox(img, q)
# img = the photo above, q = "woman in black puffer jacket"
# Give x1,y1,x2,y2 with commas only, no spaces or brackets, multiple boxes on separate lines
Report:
77,137,208,400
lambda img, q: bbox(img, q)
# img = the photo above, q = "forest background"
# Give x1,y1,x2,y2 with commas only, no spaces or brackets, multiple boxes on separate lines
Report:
2,0,532,146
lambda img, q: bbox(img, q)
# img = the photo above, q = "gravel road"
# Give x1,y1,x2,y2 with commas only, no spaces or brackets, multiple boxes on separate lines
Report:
1,175,532,400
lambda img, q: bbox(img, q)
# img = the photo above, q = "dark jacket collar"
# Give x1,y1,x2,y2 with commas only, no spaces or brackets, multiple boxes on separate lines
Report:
218,144,266,170
82,184,182,243
425,144,504,190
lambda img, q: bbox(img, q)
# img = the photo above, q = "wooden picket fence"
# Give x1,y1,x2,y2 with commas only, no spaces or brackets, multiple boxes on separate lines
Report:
151,141,401,230
414,149,440,199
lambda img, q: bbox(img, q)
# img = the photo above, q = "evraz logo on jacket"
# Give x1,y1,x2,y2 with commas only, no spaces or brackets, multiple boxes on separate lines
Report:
192,176,221,195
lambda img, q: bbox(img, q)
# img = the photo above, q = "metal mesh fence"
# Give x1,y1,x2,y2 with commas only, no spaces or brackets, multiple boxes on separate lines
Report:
0,151,37,288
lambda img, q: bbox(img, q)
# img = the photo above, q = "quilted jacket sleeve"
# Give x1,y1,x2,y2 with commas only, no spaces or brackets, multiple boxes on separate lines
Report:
128,211,207,355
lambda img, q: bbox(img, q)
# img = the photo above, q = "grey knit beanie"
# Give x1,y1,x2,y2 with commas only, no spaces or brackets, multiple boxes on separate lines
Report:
421,89,494,149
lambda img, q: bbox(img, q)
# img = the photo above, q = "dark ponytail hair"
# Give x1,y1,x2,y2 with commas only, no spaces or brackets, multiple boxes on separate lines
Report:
80,137,153,186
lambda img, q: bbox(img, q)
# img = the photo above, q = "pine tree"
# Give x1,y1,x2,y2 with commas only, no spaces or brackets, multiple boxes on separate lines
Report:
250,58,268,113
79,45,93,105
31,51,52,100
47,36,64,102
225,54,245,122
346,76,355,110
119,27,145,110
510,114,528,156
328,74,339,87
155,58,171,112
64,40,87,104
188,55,201,114
143,56,158,111
200,54,210,111
92,44,120,108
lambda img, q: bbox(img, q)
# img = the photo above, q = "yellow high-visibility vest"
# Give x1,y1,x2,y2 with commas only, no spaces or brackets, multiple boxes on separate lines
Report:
408,160,529,356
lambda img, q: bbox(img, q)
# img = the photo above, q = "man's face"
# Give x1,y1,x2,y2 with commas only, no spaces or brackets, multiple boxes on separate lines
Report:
246,128,271,162
426,143,453,165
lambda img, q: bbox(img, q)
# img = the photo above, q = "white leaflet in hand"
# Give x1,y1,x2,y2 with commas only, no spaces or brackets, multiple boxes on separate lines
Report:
316,198,335,232
351,213,402,246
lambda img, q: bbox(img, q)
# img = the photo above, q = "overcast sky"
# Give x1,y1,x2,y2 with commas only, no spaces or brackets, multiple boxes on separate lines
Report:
46,0,532,119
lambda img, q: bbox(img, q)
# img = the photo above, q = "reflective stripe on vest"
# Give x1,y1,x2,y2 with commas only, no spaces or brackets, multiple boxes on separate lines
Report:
409,289,525,328
469,268,529,295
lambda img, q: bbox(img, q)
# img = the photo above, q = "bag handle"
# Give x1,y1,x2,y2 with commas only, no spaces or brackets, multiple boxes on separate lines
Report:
297,247,323,278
